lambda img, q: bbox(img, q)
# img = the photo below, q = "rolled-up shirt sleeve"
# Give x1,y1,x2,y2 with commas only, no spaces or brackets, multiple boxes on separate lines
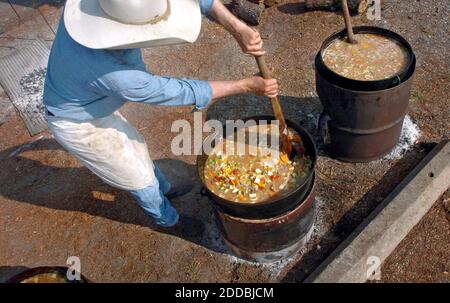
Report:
92,70,212,109
199,0,214,15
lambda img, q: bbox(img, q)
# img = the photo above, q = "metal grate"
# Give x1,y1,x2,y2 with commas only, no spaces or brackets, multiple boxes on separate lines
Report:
0,39,49,136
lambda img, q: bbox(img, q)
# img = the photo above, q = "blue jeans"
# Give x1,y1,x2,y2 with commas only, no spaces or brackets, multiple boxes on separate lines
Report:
128,163,179,227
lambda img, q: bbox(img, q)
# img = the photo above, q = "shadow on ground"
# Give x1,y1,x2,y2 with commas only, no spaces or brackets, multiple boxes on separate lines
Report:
277,2,308,15
277,1,354,16
0,138,233,255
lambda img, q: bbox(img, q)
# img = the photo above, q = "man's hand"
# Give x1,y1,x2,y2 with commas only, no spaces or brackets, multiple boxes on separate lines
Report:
232,24,265,56
242,76,278,98
206,1,278,101
208,0,265,56
208,76,278,101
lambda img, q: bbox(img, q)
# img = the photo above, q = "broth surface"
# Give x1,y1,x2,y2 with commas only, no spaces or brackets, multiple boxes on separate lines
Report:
204,126,312,203
322,33,408,81
21,272,67,283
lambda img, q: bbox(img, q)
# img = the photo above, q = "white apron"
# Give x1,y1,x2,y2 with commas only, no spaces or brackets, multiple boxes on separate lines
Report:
46,111,155,190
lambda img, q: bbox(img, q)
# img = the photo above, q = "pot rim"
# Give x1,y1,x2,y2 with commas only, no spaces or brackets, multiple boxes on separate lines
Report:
197,115,317,208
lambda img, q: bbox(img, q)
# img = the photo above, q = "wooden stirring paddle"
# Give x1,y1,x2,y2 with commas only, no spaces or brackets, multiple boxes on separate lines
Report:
341,0,357,44
255,56,303,158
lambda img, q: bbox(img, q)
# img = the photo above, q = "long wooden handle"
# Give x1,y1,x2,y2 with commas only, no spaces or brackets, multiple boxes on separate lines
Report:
255,56,287,132
341,0,357,44
255,56,292,156
255,55,272,79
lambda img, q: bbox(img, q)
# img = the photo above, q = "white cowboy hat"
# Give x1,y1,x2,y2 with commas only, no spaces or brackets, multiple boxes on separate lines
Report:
64,0,201,49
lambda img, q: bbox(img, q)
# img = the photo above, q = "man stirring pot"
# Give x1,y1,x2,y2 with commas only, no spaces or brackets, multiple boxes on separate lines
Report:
43,0,278,236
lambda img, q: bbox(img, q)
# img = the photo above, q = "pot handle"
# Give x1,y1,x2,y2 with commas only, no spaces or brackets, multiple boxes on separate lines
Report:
392,75,402,87
318,112,331,145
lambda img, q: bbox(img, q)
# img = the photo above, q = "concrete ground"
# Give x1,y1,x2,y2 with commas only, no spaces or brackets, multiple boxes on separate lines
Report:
0,0,448,282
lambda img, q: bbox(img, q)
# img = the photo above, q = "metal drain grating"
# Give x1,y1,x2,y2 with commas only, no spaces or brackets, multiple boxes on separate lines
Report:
0,39,49,136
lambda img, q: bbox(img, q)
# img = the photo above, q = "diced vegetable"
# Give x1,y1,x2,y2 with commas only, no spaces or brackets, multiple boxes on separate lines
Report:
204,127,312,204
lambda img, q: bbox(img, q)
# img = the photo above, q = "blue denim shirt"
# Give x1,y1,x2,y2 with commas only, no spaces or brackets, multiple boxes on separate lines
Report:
43,0,214,120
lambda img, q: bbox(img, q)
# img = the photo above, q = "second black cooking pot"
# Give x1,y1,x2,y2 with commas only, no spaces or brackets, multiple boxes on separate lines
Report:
315,26,416,91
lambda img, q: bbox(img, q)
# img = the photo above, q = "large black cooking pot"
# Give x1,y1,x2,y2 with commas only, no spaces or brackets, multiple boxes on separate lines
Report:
315,26,416,91
197,116,317,220
315,26,417,162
